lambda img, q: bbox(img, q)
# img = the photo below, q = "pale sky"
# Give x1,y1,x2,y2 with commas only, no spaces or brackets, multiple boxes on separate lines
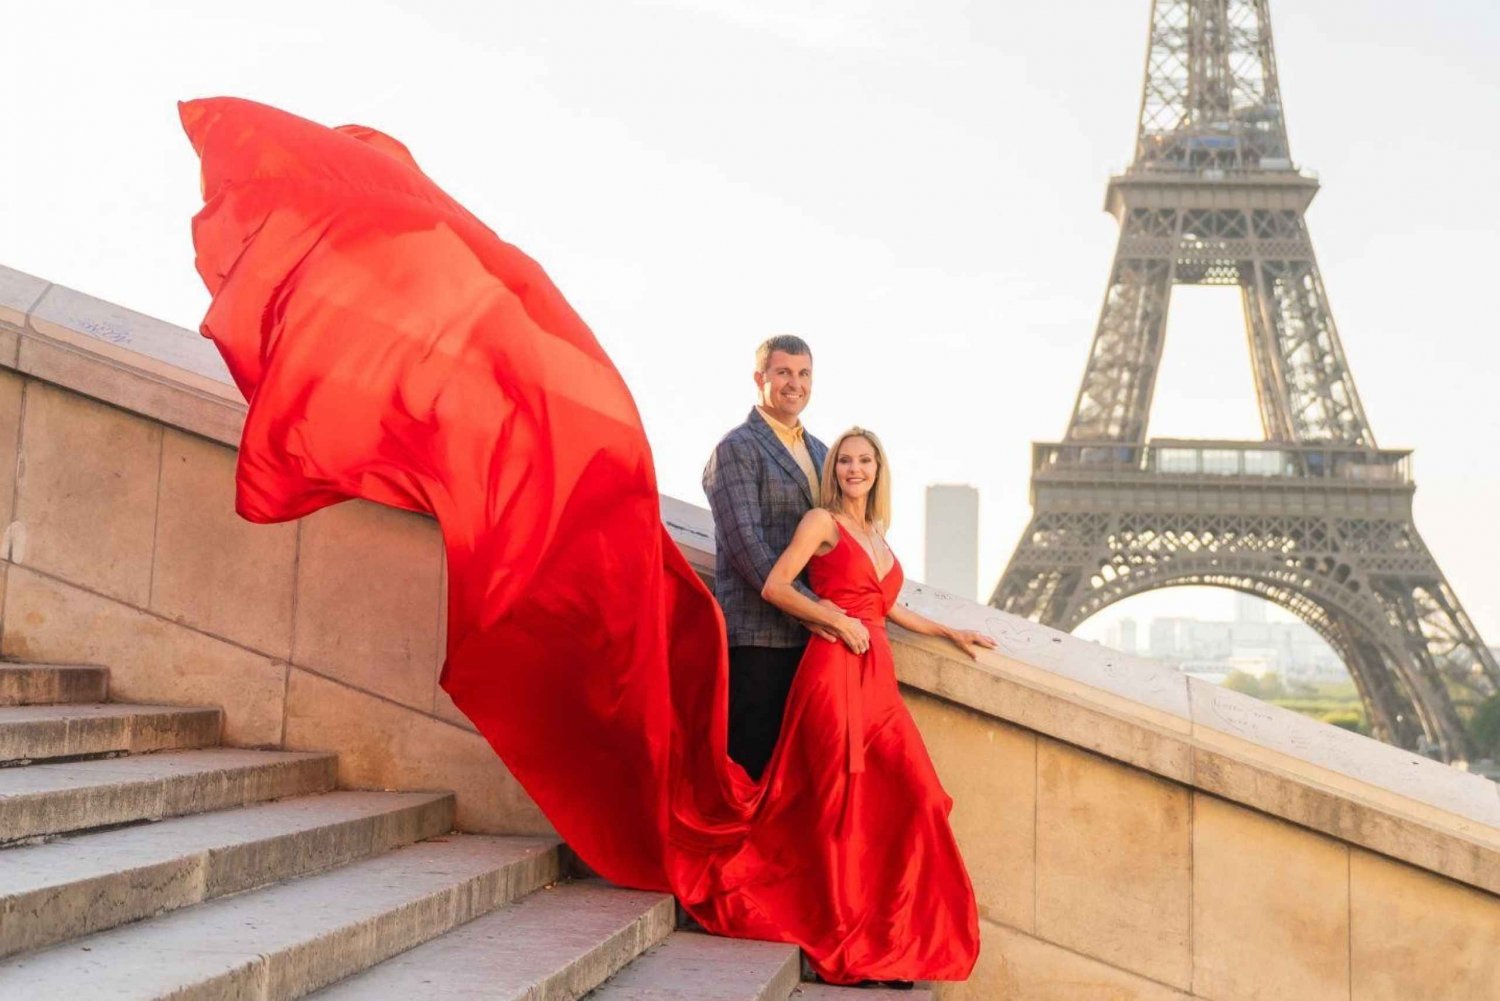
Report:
4,1,1498,641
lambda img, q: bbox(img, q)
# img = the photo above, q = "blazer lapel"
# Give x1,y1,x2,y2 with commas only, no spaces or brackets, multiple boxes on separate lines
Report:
747,409,817,507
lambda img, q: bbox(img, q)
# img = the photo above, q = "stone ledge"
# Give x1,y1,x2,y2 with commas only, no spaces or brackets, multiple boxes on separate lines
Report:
0,269,48,352
3,261,1496,899
27,282,231,386
0,264,243,448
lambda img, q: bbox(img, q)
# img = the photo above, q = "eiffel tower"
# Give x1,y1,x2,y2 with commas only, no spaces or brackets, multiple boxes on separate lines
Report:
990,0,1498,761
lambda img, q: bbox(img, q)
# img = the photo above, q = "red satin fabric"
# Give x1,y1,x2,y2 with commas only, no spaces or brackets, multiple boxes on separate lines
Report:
179,97,978,984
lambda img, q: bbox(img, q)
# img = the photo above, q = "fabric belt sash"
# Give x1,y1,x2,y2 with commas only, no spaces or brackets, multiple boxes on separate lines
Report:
846,618,886,776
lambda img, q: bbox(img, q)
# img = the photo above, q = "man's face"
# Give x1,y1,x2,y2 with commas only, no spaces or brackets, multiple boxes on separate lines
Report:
754,350,813,423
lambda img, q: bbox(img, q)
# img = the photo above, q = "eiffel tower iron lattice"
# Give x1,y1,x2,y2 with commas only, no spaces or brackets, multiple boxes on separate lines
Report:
990,0,1498,761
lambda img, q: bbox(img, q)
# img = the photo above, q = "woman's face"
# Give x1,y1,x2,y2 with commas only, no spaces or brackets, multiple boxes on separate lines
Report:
835,436,879,502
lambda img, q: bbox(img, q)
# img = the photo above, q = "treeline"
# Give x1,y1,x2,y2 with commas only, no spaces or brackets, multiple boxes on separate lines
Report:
1220,671,1367,733
1222,670,1500,759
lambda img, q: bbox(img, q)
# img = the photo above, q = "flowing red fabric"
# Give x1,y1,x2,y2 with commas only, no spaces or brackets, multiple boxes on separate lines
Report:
179,97,977,983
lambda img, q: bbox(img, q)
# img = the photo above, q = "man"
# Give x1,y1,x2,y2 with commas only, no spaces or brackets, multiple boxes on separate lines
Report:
703,335,837,780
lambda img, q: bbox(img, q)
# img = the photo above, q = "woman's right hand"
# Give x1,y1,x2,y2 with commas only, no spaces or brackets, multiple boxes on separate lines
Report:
834,614,870,655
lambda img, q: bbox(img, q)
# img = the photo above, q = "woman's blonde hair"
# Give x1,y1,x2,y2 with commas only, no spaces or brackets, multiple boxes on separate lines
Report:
819,427,892,531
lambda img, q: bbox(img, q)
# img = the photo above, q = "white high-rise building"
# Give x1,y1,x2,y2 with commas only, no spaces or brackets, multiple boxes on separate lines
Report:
1234,591,1268,624
924,484,979,601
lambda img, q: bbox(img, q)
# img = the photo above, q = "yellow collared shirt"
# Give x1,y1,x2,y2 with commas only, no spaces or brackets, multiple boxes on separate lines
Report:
757,407,820,500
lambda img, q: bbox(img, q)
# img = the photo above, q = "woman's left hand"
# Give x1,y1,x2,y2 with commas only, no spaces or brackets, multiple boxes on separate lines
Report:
945,628,997,660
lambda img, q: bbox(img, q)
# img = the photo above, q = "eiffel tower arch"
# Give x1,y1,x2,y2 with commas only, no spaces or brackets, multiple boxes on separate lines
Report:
991,0,1499,761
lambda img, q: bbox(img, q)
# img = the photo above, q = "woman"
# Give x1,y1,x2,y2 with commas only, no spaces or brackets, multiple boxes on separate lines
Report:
687,428,988,986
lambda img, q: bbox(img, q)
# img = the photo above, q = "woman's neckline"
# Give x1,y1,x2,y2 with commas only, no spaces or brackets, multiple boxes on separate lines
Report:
833,517,895,583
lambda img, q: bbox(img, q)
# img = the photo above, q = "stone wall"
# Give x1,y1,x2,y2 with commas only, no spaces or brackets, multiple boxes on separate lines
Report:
0,371,547,834
2,264,1496,999
912,691,1499,1000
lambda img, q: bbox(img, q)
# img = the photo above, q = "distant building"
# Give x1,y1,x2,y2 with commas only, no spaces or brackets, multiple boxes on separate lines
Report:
1145,611,1346,683
1234,591,1267,624
924,484,979,600
1150,617,1232,661
1175,661,1232,685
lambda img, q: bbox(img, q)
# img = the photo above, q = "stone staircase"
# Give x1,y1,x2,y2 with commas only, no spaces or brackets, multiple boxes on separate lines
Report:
0,662,930,1000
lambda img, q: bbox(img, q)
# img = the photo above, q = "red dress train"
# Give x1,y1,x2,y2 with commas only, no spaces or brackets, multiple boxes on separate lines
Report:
177,96,978,984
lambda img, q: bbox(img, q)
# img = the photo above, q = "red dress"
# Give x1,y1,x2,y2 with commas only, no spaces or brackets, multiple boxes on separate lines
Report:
177,97,979,985
686,523,979,982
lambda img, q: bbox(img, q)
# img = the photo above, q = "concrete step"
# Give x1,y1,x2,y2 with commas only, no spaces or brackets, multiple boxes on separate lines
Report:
309,879,673,1000
0,789,455,958
791,984,934,1000
587,929,800,1000
0,664,108,706
0,747,338,843
0,834,561,1000
0,703,222,764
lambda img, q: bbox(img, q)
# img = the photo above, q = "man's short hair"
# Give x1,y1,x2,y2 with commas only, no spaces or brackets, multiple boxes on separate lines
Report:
755,335,813,372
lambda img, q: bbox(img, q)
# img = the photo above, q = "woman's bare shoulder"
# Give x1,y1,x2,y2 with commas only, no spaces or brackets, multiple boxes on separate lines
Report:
800,507,833,525
798,507,839,540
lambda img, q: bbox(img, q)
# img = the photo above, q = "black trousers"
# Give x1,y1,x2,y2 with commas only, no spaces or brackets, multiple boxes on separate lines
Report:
727,645,805,781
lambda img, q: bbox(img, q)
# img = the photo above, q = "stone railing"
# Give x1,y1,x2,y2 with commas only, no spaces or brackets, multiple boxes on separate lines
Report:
2,264,1496,1000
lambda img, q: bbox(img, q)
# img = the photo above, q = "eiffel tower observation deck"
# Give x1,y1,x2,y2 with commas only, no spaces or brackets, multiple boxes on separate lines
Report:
992,0,1499,762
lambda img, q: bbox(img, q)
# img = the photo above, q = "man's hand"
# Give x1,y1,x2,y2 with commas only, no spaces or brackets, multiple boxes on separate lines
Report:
803,598,846,642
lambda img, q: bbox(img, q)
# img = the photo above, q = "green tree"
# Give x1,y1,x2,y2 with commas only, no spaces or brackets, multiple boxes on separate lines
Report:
1320,709,1368,735
1470,695,1500,758
1285,678,1317,699
1222,670,1261,698
1257,672,1287,700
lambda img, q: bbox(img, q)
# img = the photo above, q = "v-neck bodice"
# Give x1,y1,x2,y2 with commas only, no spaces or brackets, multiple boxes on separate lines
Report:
807,521,904,621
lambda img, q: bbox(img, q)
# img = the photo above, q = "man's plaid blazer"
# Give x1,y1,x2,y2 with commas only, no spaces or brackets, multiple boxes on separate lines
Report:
702,408,830,649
